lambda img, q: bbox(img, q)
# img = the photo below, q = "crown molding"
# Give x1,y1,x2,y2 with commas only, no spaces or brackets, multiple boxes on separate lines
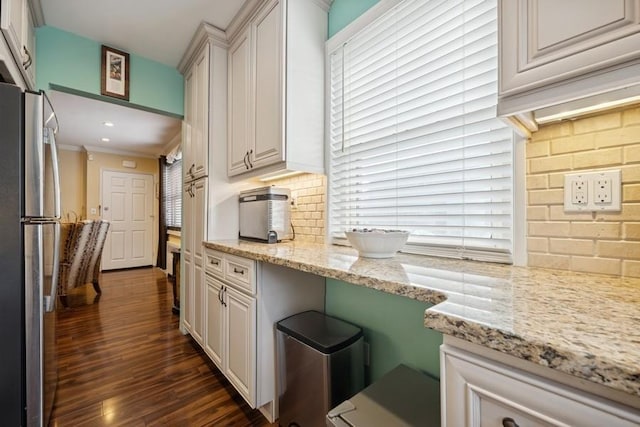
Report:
178,21,228,74
225,0,261,43
311,0,333,12
161,129,182,156
28,0,45,27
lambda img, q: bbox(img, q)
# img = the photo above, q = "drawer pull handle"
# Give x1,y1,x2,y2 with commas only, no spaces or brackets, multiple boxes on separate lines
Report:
233,267,244,275
210,259,219,266
218,286,227,306
502,418,519,427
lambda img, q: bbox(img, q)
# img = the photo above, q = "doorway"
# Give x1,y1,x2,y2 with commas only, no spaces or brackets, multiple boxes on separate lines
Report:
101,170,154,270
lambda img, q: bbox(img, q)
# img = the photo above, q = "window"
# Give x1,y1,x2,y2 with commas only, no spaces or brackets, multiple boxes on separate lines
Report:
163,158,182,229
328,0,514,263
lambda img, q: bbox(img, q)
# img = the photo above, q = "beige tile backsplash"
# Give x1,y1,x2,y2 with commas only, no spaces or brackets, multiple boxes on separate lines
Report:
269,173,326,244
527,104,640,277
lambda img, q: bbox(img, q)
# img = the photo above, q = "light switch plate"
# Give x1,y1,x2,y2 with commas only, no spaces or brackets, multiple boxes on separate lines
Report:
564,169,621,212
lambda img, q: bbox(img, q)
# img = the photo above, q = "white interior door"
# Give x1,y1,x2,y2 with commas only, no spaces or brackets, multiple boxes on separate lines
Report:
101,170,154,270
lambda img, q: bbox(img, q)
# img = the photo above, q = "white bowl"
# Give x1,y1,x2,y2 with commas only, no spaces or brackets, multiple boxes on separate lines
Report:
345,229,410,258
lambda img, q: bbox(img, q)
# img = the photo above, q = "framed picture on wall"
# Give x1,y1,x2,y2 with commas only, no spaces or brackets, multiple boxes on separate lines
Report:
101,45,130,100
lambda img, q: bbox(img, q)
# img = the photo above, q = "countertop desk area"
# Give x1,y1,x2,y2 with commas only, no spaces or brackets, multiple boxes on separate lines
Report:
203,239,640,404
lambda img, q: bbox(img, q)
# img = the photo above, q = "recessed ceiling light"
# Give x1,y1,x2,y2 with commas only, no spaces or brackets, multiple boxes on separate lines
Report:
101,137,110,142
103,121,114,127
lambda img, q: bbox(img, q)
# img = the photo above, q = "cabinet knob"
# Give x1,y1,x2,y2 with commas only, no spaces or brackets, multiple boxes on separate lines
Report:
502,418,520,427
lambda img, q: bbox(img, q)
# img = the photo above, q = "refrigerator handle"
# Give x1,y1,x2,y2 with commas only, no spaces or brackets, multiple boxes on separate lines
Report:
42,91,59,134
44,222,60,313
46,128,61,219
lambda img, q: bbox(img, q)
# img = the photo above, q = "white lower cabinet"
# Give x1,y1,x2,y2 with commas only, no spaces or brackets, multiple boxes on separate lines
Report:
205,274,256,405
441,339,640,427
204,277,224,368
181,178,207,345
203,248,325,422
192,260,205,344
225,285,256,403
183,255,193,332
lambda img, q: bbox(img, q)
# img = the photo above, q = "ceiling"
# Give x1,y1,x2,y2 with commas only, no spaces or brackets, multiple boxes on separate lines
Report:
39,0,248,157
50,90,182,157
40,0,246,67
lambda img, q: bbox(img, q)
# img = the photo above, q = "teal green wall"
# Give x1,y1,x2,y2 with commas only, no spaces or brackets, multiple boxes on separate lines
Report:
328,0,380,37
36,26,183,116
325,279,442,383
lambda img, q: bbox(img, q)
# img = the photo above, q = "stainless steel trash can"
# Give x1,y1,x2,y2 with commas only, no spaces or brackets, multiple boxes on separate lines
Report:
276,310,364,427
326,364,440,427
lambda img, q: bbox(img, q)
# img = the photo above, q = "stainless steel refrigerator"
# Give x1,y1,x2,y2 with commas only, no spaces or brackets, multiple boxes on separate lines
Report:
0,82,61,426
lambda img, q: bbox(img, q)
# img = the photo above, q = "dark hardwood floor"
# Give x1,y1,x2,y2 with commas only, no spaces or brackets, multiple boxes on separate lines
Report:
51,267,275,426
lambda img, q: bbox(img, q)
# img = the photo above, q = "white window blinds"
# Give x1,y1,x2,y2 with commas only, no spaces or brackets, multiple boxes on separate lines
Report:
163,158,182,229
328,0,514,263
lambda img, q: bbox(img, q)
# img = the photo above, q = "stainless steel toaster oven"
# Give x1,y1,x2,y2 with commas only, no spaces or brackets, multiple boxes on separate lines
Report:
239,186,292,243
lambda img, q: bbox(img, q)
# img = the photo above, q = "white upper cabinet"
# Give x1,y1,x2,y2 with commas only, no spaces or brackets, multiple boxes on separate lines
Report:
22,3,34,86
498,0,640,130
1,0,24,67
182,45,209,182
182,68,195,182
228,29,252,176
251,0,284,171
179,23,228,183
226,0,329,178
0,0,35,89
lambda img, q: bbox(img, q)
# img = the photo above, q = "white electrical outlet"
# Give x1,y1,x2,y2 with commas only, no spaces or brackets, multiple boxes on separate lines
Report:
564,169,621,212
565,174,588,211
572,179,587,205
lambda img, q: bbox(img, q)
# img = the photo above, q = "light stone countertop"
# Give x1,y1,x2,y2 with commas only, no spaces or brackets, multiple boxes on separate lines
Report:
203,239,640,399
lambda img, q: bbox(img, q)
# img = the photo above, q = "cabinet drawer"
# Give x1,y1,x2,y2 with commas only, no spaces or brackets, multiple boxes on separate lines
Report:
224,254,256,294
205,249,224,277
442,345,640,427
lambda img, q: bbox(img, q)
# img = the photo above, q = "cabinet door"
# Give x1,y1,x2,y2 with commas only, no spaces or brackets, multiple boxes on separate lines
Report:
181,184,194,333
190,179,207,344
182,70,195,183
182,255,193,333
21,4,34,89
0,0,24,66
251,0,285,169
191,46,209,180
225,286,256,407
500,0,640,96
192,179,206,263
228,30,252,176
192,259,204,345
205,276,224,369
182,184,193,260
